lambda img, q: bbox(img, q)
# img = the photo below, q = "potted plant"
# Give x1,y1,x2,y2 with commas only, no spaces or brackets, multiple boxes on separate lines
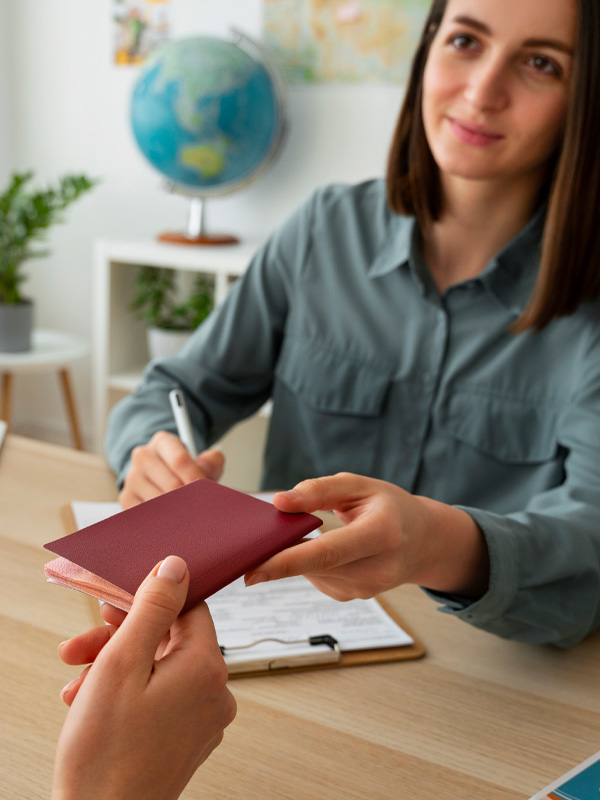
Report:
0,171,96,352
130,266,215,359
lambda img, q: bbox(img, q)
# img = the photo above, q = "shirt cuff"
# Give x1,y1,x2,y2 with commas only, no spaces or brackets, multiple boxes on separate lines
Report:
423,505,521,625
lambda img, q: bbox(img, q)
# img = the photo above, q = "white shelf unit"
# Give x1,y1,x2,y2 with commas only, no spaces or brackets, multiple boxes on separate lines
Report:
92,238,262,456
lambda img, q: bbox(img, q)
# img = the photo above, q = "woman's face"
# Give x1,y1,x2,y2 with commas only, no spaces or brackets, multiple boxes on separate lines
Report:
421,0,576,191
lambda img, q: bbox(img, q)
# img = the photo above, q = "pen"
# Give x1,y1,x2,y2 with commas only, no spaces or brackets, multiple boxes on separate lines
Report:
168,388,198,459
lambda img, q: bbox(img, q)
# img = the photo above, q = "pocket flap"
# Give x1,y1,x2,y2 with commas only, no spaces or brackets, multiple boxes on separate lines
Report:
276,337,390,417
443,390,559,464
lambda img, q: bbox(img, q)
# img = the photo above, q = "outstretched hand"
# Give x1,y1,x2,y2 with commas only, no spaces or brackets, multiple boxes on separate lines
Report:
52,555,236,800
244,473,489,601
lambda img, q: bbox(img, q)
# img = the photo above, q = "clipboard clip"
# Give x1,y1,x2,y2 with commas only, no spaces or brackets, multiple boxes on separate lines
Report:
220,633,341,674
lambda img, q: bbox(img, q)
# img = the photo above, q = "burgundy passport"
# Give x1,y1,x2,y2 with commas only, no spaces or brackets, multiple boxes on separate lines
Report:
44,480,321,613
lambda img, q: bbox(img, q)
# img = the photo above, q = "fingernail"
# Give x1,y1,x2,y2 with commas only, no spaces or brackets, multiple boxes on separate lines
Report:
57,640,68,654
60,678,78,703
157,555,187,583
245,573,266,587
281,490,300,501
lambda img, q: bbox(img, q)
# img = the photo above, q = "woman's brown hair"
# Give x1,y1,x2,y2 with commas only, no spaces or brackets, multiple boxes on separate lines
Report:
387,0,600,331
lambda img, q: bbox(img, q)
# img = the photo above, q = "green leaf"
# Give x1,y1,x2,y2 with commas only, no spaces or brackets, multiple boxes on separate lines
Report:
0,170,98,303
130,267,215,330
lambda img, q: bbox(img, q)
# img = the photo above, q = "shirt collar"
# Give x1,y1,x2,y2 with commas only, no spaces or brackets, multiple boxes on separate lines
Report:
483,204,546,315
367,205,546,315
368,213,415,278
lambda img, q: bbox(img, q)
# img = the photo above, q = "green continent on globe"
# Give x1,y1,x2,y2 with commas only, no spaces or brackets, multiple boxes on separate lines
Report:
181,145,225,178
153,41,253,134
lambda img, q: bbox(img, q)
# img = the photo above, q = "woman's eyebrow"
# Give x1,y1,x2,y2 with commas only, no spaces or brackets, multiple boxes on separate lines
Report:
450,15,573,56
523,37,573,56
450,15,491,35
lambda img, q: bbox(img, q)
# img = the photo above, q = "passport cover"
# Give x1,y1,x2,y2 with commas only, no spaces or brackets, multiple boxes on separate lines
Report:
44,479,321,614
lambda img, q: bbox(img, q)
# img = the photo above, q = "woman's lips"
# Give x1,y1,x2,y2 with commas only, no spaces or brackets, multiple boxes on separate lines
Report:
448,117,505,147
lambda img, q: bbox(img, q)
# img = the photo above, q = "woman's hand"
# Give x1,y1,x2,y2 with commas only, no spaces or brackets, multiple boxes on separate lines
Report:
119,431,225,508
52,556,237,800
245,473,490,601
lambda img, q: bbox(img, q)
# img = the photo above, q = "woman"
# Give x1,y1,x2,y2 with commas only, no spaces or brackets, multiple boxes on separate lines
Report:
105,0,600,647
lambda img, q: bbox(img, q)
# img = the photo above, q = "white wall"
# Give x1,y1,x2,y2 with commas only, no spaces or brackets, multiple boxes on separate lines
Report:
5,0,404,447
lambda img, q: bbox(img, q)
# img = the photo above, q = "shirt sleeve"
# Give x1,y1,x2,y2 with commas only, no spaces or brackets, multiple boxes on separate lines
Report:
426,323,600,648
104,191,316,487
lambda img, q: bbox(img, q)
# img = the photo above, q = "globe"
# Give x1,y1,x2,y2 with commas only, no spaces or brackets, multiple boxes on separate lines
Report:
130,33,287,243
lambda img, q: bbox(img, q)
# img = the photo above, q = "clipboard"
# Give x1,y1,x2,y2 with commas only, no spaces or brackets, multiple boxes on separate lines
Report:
59,503,426,677
220,595,425,678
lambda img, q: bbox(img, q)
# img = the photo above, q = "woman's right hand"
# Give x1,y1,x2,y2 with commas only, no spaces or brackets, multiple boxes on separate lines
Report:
119,431,225,508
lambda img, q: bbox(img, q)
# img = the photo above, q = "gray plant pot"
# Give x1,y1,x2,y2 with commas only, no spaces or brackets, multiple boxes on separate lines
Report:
147,326,192,360
0,300,34,352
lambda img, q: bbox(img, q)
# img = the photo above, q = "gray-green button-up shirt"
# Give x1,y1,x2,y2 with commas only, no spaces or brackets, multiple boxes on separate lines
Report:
105,179,600,648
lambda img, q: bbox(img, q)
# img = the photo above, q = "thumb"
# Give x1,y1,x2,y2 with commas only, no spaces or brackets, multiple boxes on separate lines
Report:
115,555,190,666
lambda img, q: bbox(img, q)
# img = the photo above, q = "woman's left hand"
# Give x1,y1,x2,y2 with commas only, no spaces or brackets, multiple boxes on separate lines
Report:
244,473,490,601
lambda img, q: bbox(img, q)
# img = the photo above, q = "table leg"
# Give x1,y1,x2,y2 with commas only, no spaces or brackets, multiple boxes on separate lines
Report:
1,372,13,428
58,368,84,450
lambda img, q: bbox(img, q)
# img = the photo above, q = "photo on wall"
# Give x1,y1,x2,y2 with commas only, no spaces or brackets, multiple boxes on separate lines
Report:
112,0,172,65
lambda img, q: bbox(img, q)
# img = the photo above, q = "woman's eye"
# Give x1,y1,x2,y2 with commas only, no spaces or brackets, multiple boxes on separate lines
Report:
449,34,477,51
528,55,561,77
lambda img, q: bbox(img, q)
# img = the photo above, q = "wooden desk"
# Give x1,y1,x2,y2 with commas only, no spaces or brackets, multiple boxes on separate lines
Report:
2,435,599,799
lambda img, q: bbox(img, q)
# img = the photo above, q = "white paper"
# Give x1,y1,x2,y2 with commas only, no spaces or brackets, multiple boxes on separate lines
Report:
71,500,122,528
207,576,412,653
70,499,413,665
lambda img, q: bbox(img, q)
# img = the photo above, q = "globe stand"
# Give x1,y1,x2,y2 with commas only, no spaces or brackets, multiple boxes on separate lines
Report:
158,196,239,246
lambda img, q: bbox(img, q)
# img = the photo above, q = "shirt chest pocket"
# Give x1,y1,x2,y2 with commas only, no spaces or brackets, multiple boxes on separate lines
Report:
272,337,391,477
441,389,560,465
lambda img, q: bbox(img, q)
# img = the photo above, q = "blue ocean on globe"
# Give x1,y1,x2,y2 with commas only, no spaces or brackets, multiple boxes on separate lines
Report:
131,36,284,194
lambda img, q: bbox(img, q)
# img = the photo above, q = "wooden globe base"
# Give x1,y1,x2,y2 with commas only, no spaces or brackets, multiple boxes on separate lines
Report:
157,231,239,246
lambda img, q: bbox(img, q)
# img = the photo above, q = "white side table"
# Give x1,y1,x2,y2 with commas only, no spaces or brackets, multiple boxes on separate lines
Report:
0,329,89,450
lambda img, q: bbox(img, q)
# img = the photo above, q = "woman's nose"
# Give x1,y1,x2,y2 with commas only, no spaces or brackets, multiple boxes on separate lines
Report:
463,58,510,113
